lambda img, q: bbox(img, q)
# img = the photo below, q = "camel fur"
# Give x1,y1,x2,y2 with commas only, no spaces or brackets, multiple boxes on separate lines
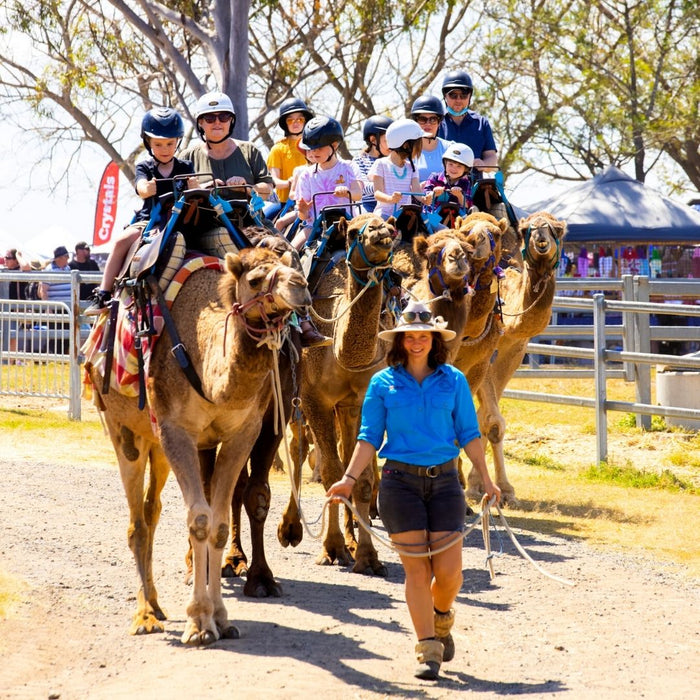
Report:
470,211,567,505
278,213,397,576
145,246,311,645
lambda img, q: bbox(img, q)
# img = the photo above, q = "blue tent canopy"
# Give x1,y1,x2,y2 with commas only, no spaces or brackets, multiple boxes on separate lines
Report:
529,166,700,244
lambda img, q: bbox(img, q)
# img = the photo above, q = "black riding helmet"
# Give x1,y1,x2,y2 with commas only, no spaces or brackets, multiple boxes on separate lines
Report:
362,115,393,142
300,116,344,150
410,95,445,117
441,70,473,96
278,97,314,134
141,107,185,156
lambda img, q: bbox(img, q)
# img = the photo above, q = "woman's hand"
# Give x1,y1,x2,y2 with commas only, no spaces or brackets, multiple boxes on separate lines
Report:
482,475,502,504
325,475,355,503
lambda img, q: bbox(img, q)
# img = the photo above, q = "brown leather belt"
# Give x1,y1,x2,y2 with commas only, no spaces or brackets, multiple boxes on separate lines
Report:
384,458,456,479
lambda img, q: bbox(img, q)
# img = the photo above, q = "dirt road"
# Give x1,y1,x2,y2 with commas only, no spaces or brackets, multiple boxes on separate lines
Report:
1,457,698,699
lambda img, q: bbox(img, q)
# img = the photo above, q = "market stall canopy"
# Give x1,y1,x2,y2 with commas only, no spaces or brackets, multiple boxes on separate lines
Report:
530,166,700,244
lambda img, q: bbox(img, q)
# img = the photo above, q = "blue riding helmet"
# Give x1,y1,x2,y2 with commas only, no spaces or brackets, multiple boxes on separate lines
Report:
141,107,185,154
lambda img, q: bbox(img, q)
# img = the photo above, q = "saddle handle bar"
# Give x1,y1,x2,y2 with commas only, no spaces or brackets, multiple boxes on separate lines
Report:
311,190,354,220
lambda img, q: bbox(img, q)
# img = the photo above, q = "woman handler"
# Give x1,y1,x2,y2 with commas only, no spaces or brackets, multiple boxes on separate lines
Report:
326,300,500,680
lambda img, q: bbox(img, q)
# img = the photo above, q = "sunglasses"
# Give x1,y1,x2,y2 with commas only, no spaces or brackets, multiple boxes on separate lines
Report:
416,116,440,124
446,90,471,100
201,112,233,124
402,310,433,323
5,256,16,260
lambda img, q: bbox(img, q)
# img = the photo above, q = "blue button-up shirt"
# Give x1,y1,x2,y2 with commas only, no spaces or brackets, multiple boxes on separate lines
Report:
357,363,481,466
438,110,497,158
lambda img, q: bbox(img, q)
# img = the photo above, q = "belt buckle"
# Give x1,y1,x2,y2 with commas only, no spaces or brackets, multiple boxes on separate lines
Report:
425,464,439,478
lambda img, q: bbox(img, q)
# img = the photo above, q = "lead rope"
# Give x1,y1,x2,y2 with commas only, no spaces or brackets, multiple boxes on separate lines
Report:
268,351,574,585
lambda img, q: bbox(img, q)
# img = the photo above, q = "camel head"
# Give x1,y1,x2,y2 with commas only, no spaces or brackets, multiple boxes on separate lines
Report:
220,247,311,327
518,211,567,274
341,213,398,278
413,231,472,299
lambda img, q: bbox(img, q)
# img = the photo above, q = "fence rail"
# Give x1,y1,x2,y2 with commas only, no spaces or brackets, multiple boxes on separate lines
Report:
2,272,699,463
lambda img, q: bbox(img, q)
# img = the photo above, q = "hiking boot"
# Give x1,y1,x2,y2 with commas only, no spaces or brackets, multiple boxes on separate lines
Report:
84,289,113,317
414,638,443,680
299,317,332,348
434,608,456,663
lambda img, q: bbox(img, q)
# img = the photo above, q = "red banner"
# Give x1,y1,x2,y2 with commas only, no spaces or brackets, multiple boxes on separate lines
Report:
92,161,120,247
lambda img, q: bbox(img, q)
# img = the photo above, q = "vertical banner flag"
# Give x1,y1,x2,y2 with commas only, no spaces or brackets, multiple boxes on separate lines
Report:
92,161,120,247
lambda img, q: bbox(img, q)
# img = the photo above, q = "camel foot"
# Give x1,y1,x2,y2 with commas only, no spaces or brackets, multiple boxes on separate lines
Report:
130,612,166,635
182,625,218,646
218,623,240,639
352,558,388,577
315,546,353,567
244,576,283,598
277,519,303,548
222,555,248,579
499,491,519,508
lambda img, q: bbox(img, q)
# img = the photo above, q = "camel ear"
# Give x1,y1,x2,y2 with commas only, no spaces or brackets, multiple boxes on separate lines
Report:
386,216,396,227
280,250,294,267
337,217,348,239
413,235,429,257
498,218,509,235
454,215,464,229
225,252,243,279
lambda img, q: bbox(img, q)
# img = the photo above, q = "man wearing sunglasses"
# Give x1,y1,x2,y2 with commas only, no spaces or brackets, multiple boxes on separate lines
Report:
179,90,273,199
437,70,498,170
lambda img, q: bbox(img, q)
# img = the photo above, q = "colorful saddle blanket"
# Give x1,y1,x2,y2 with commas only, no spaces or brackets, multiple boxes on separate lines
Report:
82,253,224,398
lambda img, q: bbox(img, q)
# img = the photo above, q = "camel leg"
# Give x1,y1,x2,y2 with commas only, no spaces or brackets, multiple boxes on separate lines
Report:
112,424,168,635
305,400,352,567
223,463,249,578
338,405,386,576
159,421,217,646
278,415,308,548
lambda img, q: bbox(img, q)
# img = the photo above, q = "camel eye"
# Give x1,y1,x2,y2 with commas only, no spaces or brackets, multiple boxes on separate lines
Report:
247,269,267,288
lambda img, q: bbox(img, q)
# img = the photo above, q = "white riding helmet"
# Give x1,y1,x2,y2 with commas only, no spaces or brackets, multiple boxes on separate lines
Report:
195,91,235,119
386,117,431,149
442,142,474,169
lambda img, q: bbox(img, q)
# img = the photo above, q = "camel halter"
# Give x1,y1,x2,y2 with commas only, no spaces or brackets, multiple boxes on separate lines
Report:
471,229,505,291
427,246,473,298
223,268,292,349
521,219,561,271
346,222,395,287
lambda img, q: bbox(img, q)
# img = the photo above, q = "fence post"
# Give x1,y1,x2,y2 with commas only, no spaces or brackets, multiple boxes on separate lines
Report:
593,293,608,464
634,276,651,429
622,274,635,381
69,270,82,420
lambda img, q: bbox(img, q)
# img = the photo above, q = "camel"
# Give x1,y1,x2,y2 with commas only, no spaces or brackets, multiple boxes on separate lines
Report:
145,246,311,644
278,213,397,576
469,211,567,505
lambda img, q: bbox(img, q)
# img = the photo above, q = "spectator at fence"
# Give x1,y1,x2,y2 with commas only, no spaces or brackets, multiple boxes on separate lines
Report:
69,242,100,300
1,249,32,362
39,246,72,305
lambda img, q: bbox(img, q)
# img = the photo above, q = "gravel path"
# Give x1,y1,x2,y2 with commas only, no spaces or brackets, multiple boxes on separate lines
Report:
1,458,698,699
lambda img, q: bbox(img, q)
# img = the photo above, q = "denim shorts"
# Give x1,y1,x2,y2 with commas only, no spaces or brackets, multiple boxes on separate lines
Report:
378,460,466,535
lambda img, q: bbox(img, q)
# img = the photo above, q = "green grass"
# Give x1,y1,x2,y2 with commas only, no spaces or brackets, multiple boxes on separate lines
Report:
519,452,566,471
582,461,698,493
616,413,669,431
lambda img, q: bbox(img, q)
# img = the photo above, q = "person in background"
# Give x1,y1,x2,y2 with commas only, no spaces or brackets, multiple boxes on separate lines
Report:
69,242,100,300
264,97,314,221
410,95,451,185
1,249,32,363
352,115,393,212
38,246,72,305
437,70,498,170
326,301,500,681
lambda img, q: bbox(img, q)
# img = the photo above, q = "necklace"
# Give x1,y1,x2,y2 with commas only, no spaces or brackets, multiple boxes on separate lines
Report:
390,162,408,179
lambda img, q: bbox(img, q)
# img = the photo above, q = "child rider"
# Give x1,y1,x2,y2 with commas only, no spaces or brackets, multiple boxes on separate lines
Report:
85,107,198,314
290,116,362,251
423,142,475,211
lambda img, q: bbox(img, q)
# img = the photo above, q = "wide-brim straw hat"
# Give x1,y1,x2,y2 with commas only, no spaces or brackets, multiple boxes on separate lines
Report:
379,301,456,341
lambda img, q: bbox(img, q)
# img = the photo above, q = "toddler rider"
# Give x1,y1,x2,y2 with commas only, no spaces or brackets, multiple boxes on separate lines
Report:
423,142,474,211
85,107,198,314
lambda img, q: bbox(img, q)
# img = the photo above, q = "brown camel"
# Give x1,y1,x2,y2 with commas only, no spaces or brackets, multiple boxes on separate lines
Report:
469,211,567,505
145,246,311,645
278,213,397,576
